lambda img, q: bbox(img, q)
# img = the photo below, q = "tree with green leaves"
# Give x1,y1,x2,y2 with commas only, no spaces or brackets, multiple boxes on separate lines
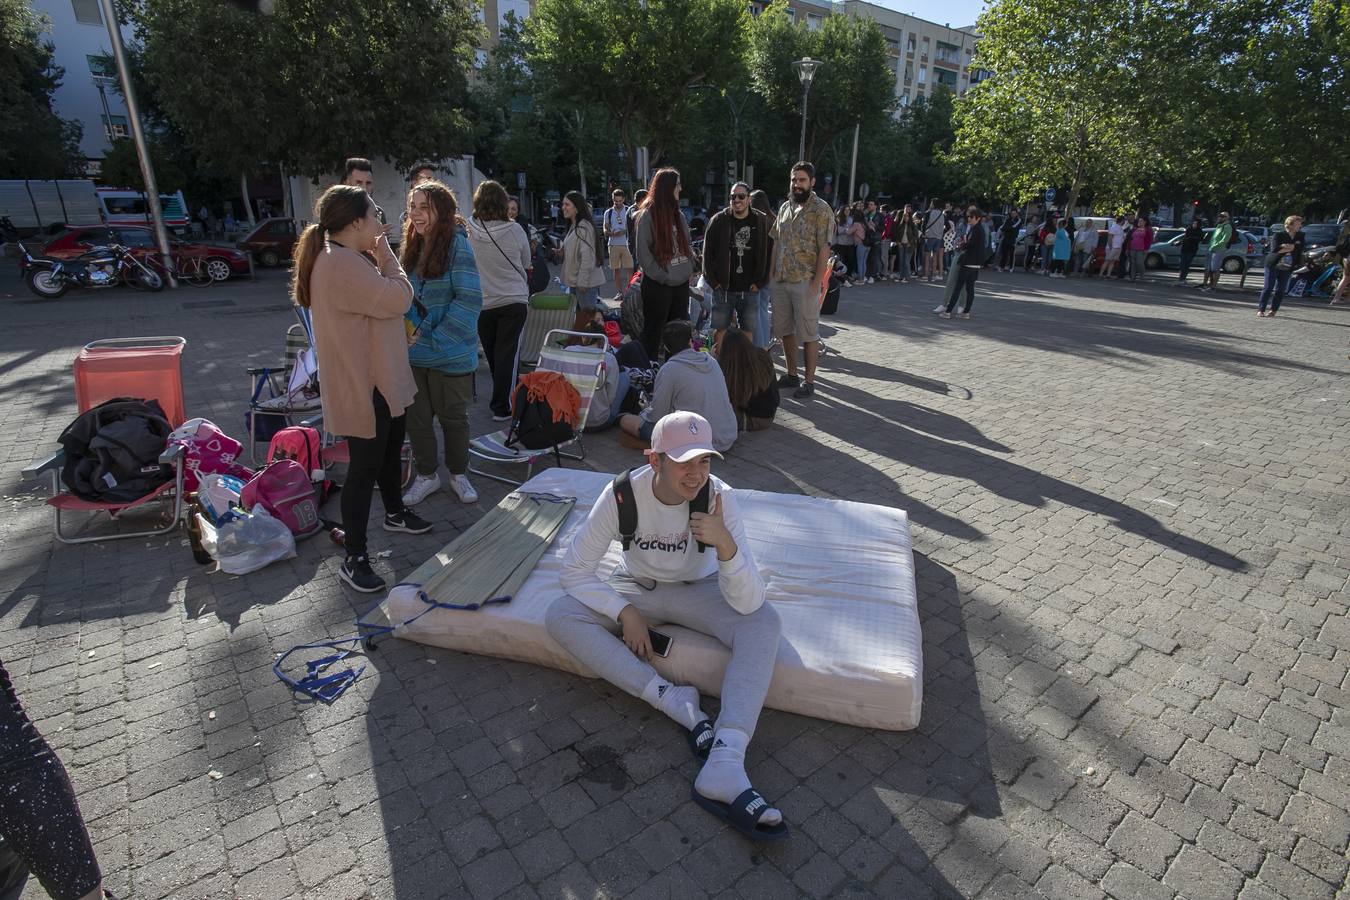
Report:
98,136,187,193
133,0,480,179
745,2,894,167
524,0,746,168
0,0,84,179
946,0,1166,215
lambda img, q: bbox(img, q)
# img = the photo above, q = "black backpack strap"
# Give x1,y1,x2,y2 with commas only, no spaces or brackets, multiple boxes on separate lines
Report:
614,469,637,551
690,479,712,553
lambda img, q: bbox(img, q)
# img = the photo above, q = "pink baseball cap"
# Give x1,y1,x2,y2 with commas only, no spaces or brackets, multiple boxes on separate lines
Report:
649,411,722,463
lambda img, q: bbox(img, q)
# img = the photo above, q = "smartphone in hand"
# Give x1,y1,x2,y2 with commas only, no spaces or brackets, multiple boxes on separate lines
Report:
648,628,673,658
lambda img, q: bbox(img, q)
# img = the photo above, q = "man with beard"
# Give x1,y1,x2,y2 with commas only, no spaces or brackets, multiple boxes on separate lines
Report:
769,162,833,400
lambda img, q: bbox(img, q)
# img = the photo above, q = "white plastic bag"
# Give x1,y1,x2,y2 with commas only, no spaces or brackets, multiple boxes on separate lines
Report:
212,505,297,575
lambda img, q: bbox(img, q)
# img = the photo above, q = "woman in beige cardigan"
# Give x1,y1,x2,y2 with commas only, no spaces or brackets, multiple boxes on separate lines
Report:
291,184,432,593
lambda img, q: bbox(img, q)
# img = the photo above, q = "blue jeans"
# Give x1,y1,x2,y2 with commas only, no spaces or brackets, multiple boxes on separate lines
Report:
712,289,757,332
689,288,713,331
897,245,912,279
1257,267,1290,312
855,245,868,280
754,288,771,349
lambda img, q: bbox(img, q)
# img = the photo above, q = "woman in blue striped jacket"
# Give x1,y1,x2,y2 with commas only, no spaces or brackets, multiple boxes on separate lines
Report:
400,181,484,507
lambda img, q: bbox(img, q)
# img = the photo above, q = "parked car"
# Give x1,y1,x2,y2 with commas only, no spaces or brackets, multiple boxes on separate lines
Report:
1144,229,1264,274
237,217,299,267
39,224,250,280
1298,223,1343,252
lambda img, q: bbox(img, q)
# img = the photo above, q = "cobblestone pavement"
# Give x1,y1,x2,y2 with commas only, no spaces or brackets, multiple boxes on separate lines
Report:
0,263,1346,900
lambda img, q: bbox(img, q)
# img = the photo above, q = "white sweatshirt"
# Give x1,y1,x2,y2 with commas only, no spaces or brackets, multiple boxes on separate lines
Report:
560,467,765,622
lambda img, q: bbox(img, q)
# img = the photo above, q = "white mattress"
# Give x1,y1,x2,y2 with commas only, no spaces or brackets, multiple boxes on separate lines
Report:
377,469,923,730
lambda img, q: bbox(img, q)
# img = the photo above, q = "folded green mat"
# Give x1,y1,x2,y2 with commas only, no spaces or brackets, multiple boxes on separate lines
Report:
410,491,576,608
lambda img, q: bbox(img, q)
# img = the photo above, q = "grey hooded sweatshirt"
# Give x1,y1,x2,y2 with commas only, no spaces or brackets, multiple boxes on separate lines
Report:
640,349,738,452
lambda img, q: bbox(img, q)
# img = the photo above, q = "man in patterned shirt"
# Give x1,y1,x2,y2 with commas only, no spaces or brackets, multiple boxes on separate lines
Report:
770,162,833,399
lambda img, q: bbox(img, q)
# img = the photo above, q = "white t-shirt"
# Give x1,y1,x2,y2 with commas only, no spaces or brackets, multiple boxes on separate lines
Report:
559,467,765,622
604,205,629,247
1107,222,1125,250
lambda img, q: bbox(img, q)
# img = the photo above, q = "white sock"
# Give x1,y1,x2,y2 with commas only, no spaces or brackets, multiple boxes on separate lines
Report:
640,676,706,731
694,727,782,827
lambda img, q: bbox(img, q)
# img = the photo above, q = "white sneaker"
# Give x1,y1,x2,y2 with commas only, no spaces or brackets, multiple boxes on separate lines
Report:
933,305,946,314
865,277,874,284
448,473,478,504
402,473,441,507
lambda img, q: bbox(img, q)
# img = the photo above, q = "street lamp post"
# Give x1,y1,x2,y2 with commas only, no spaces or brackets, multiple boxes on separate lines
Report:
794,57,821,162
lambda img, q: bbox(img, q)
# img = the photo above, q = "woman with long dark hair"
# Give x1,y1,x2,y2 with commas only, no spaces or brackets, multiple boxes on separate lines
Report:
748,190,775,349
634,168,695,359
399,181,483,508
558,190,607,332
292,184,427,593
717,329,779,432
468,180,530,422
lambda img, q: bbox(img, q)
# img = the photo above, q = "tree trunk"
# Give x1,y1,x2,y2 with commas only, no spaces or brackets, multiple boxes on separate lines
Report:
280,164,292,219
240,172,255,227
573,110,587,197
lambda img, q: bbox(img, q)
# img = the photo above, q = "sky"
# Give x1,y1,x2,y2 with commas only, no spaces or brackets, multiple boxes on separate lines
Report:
863,0,987,30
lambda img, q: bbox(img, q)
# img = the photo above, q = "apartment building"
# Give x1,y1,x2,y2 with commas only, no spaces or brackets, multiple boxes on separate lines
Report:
31,0,136,170
837,0,984,112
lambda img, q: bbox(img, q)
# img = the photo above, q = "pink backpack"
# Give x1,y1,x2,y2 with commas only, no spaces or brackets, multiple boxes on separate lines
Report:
167,417,254,492
266,426,331,503
241,460,321,537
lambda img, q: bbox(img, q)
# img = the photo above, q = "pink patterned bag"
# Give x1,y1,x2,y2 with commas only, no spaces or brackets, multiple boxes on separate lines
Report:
167,417,254,492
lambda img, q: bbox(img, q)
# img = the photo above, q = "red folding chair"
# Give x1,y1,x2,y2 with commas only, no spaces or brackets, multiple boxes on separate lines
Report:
24,337,189,544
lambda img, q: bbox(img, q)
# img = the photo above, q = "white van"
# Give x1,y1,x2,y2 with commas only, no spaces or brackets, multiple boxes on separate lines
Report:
96,188,191,235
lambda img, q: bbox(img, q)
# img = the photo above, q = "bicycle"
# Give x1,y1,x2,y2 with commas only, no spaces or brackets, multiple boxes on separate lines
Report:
146,252,214,288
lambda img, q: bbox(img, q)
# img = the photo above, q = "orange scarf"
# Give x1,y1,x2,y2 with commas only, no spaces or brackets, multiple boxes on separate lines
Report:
513,371,580,427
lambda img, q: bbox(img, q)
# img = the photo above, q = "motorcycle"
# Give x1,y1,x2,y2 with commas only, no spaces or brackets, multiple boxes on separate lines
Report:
1288,245,1343,299
17,240,164,299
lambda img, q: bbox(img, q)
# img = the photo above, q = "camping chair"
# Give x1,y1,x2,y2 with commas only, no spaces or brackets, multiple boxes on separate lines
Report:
245,312,316,463
518,292,575,370
23,337,189,544
468,330,606,486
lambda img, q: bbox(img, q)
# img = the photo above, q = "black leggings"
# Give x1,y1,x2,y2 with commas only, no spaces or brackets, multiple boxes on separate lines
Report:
998,237,1016,269
0,661,102,900
477,302,528,418
639,277,690,360
946,267,980,314
341,391,406,557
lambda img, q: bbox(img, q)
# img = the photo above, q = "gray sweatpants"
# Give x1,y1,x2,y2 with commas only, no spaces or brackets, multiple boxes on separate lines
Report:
545,574,781,738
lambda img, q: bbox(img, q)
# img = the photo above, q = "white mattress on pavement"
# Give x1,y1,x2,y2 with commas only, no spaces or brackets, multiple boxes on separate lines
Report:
376,468,923,730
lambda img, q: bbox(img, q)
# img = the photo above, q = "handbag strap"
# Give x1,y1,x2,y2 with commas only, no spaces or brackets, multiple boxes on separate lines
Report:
476,217,530,285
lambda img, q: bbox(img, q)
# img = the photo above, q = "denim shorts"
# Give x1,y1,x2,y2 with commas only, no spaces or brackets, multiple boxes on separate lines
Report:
712,289,756,331
924,237,943,253
1206,252,1225,272
638,417,655,441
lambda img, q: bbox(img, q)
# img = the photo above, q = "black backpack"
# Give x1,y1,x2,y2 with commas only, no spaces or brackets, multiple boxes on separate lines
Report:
506,378,576,466
528,242,551,295
58,397,173,502
619,271,645,339
613,468,712,553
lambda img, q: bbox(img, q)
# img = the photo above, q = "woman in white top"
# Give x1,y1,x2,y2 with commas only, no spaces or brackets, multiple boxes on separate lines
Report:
468,180,532,421
556,190,609,333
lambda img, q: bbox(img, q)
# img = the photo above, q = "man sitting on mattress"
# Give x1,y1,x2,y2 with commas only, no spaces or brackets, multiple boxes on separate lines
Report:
547,410,787,840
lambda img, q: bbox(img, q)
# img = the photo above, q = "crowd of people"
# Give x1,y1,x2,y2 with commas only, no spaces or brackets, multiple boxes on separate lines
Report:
273,156,859,840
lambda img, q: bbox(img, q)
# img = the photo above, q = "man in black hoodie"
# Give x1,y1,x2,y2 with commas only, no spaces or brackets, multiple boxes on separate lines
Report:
941,207,988,319
702,182,772,351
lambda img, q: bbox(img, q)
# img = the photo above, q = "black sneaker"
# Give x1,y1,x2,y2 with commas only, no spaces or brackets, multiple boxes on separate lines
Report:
793,382,816,399
340,554,386,593
384,509,432,534
777,373,801,389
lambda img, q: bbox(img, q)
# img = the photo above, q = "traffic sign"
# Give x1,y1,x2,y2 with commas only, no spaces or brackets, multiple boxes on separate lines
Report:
517,171,526,190
1045,188,1056,203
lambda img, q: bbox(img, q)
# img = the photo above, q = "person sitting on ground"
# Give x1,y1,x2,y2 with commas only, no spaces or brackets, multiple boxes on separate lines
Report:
716,330,779,432
575,316,638,430
618,320,737,452
547,410,787,840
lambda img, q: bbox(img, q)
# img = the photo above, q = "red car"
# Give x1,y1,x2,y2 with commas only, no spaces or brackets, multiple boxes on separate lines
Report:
40,224,251,281
236,217,299,267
